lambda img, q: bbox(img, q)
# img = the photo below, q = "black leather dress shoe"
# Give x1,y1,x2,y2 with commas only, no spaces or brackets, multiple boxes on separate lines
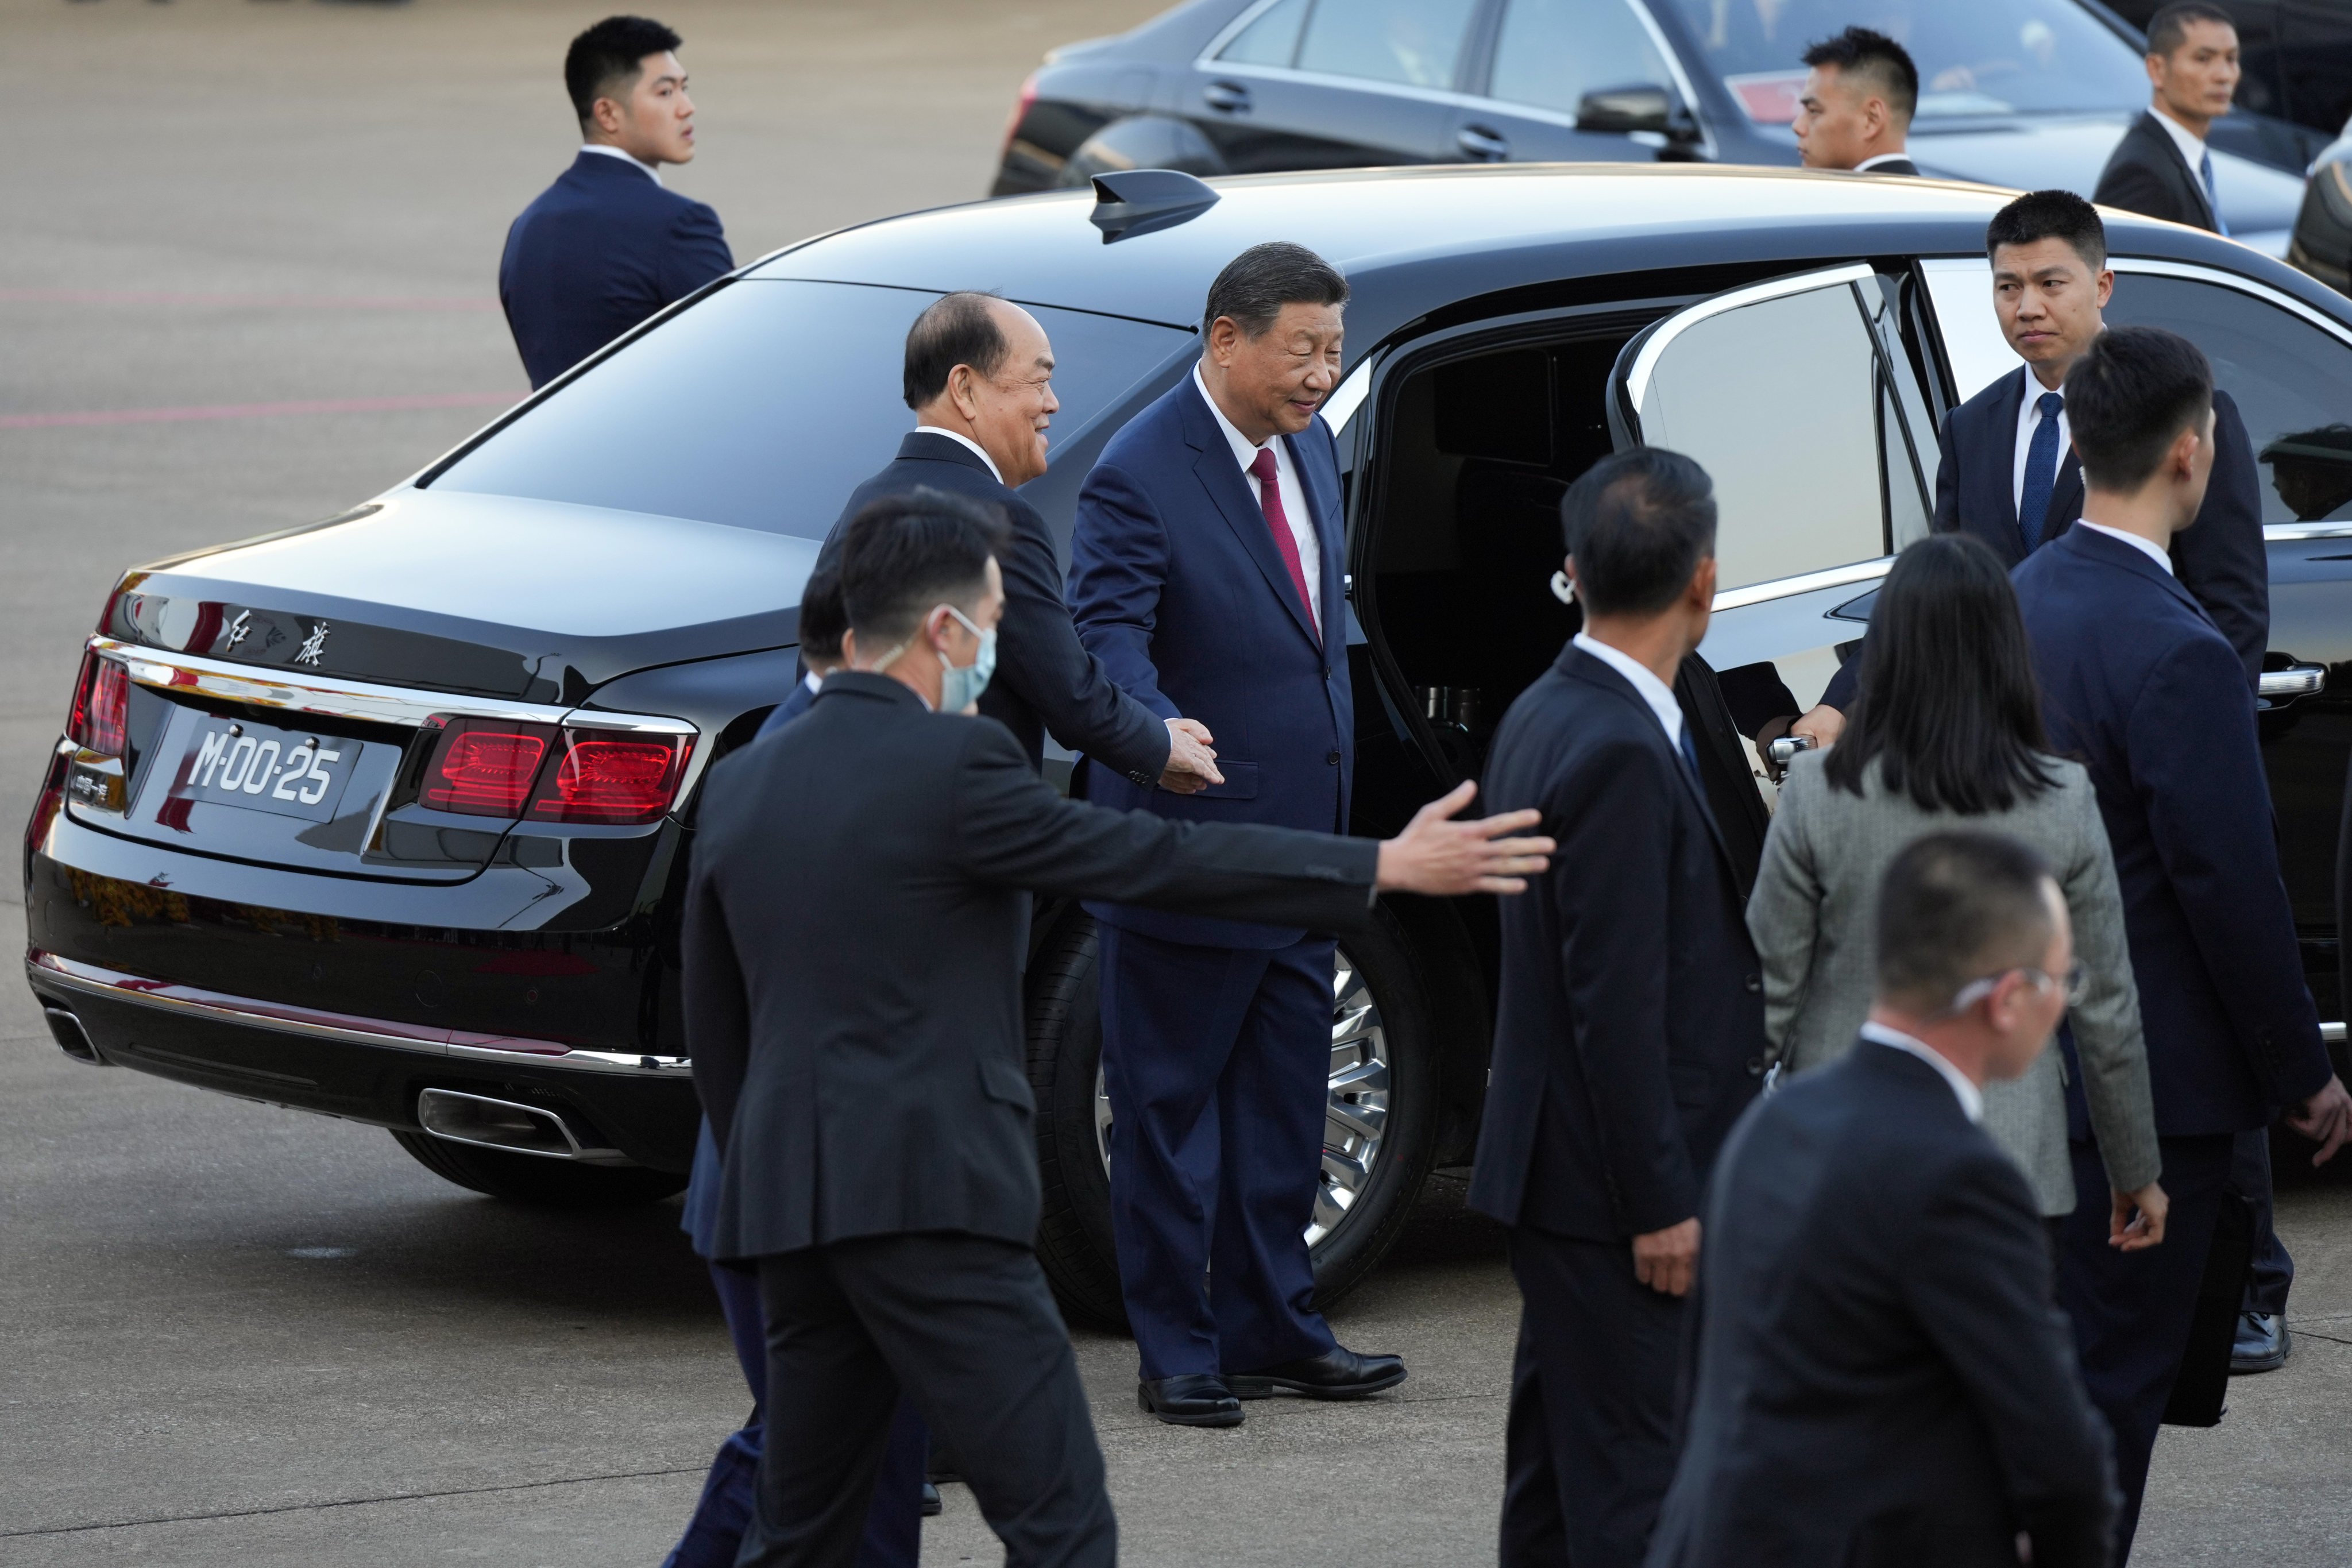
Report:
1138,1373,1245,1427
2230,1310,2289,1374
920,1482,943,1516
1226,1346,1407,1400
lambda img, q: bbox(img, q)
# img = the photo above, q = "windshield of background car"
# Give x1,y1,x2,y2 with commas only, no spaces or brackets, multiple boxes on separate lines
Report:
427,281,1195,539
1660,0,2151,122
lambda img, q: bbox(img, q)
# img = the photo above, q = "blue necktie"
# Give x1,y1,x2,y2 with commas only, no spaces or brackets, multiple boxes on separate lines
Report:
1678,723,1701,780
2199,148,2229,237
2018,391,2065,551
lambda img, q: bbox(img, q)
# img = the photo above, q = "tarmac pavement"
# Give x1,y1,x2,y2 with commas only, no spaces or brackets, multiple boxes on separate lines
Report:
2,2,2349,1563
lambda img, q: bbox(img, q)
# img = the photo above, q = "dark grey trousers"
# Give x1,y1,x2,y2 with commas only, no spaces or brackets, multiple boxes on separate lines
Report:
740,1235,1115,1568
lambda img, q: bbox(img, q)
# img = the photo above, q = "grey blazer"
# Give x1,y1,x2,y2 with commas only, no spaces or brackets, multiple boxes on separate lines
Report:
1748,751,2161,1215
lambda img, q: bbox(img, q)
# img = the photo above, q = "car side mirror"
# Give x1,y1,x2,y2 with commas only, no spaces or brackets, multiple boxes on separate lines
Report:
1575,83,1699,144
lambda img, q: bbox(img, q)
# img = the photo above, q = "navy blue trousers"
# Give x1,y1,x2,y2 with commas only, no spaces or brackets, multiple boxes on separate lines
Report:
2056,1132,2234,1563
1096,924,1339,1380
2234,1126,2293,1316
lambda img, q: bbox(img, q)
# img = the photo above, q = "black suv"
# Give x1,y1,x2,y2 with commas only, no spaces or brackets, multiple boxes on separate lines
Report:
26,165,2352,1320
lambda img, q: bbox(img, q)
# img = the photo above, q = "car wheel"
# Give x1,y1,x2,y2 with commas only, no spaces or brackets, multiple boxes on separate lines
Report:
1025,907,1440,1330
389,1129,688,1208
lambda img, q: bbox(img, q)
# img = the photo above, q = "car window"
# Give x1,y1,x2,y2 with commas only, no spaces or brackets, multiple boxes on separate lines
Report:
2104,270,2352,523
1219,0,1311,65
427,282,1193,539
1627,277,1909,589
1293,0,1483,89
1657,0,2149,121
2283,1,2352,140
1489,0,1679,117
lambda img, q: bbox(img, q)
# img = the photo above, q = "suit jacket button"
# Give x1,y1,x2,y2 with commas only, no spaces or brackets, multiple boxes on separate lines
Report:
1747,1056,1766,1076
1326,750,1341,765
1745,972,1762,993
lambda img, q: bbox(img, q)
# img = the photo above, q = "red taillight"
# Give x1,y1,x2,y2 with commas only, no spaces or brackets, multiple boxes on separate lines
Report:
67,653,130,756
422,723,552,816
1001,69,1040,159
528,731,691,824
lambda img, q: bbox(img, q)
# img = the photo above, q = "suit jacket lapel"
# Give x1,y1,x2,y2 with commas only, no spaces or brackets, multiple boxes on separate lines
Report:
1283,426,1344,641
1984,367,2026,550
2045,450,2085,542
2142,111,2219,229
1182,379,1323,648
1561,646,1735,872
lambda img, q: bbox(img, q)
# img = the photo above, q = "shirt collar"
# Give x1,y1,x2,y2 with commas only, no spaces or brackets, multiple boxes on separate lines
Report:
1854,151,1910,171
1194,362,1276,473
578,142,662,185
913,425,1005,485
2075,517,2176,576
1571,632,1686,750
2149,105,2208,170
1859,1021,1984,1122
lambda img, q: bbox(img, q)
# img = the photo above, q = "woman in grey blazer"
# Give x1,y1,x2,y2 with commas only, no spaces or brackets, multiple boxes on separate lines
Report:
1749,534,2164,1226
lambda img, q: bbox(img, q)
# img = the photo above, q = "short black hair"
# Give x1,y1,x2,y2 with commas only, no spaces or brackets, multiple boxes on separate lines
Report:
1827,534,2059,814
1986,189,2107,272
1875,831,2058,1014
2065,325,2215,492
903,293,1012,411
565,16,682,126
2148,2,2236,59
1559,448,1717,617
796,567,848,667
837,489,1009,649
1802,26,1919,122
1203,242,1349,338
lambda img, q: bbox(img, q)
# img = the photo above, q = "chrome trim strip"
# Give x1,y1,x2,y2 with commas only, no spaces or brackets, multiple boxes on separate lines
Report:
2258,665,2326,698
2325,1022,2346,1044
1625,262,1875,415
1324,360,1373,432
1712,555,1891,612
2267,522,2352,542
2107,258,2352,350
26,951,692,1075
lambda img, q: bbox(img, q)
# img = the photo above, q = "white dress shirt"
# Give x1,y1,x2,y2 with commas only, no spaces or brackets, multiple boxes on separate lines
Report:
914,424,1005,485
2149,106,2211,192
1194,364,1319,634
1858,1020,1984,1122
1854,151,1911,172
2010,373,2073,517
2074,517,2177,576
1571,632,1687,755
578,142,662,184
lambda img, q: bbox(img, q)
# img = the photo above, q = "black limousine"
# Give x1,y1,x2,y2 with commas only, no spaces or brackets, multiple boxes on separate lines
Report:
25,164,2352,1320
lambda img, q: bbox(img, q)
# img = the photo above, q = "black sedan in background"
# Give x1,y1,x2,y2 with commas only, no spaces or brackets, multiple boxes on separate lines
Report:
25,164,2352,1321
992,0,2312,249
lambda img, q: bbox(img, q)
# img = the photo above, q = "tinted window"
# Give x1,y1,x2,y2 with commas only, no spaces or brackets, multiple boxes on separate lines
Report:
2104,271,2352,523
430,281,1192,539
1659,0,2149,121
1219,0,1311,65
1490,0,1679,117
2283,1,2352,138
1294,0,1482,89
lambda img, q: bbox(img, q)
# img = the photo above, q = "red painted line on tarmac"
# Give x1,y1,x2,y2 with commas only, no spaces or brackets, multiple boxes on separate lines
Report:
0,288,500,311
0,391,520,430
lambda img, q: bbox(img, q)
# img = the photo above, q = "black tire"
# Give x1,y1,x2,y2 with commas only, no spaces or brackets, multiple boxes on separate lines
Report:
389,1129,688,1208
1024,907,1442,1330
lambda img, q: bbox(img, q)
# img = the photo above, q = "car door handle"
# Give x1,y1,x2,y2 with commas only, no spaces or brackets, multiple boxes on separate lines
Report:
1203,80,1251,114
1457,124,1511,160
2258,663,2327,700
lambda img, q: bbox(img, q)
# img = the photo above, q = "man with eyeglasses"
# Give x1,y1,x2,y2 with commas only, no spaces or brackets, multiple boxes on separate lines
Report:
2011,325,2351,1561
1651,831,2118,1568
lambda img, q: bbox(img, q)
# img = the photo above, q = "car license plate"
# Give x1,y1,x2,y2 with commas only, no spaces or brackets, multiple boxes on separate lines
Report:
168,717,357,823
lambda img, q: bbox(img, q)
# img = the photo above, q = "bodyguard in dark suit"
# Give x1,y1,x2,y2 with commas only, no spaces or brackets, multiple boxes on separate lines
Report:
2092,4,2243,235
1469,450,1767,1568
1649,832,2118,1568
800,293,1214,791
1069,244,1392,1425
499,16,733,389
690,492,1550,1568
1792,26,1920,176
2011,326,2351,1559
1803,190,2266,731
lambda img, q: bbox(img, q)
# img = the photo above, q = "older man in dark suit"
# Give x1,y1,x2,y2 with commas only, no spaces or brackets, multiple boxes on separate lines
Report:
1648,832,2118,1568
1469,448,1767,1568
688,491,1550,1567
499,16,733,388
2011,326,2351,1560
2094,3,2242,235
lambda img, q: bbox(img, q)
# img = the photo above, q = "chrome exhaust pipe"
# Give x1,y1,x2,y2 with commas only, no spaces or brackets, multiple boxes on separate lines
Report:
43,1004,104,1065
415,1087,631,1164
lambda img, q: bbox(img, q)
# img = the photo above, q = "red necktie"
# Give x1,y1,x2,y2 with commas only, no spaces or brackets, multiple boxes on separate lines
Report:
1249,446,1317,636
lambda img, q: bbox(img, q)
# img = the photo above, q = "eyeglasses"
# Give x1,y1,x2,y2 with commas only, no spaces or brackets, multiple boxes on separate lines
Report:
1940,961,2087,1018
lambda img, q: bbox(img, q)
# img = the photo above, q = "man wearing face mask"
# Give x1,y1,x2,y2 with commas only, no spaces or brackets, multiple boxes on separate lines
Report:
804,292,1221,794
686,491,1554,1566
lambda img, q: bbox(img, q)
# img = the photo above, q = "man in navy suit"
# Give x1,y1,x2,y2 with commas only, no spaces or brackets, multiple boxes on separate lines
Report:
1468,450,1766,1567
2094,3,2241,235
1069,242,1397,1427
499,16,733,389
2011,325,2351,1559
1799,190,2266,738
